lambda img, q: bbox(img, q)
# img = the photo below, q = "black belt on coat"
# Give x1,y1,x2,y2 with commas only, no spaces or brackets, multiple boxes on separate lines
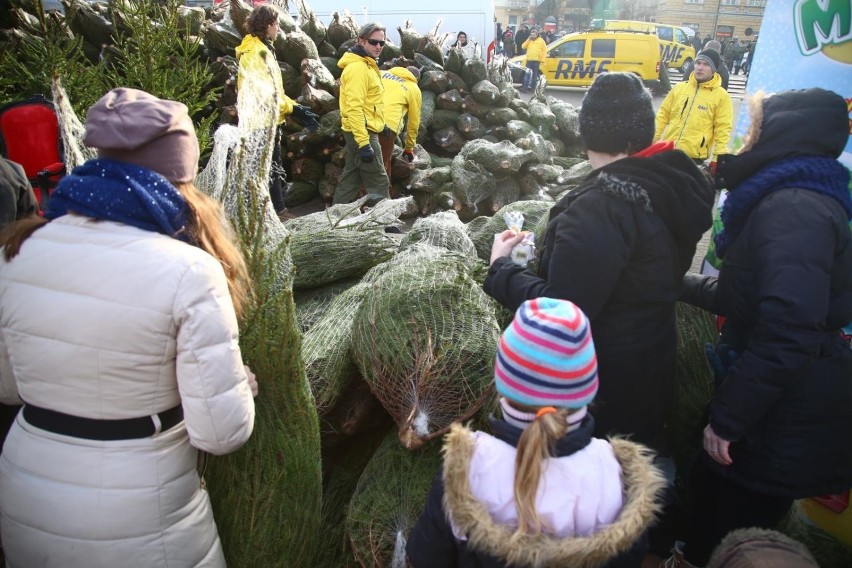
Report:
22,403,184,441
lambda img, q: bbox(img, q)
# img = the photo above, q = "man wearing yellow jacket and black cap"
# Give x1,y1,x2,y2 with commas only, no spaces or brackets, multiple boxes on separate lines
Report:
335,22,389,204
379,66,422,196
655,49,733,174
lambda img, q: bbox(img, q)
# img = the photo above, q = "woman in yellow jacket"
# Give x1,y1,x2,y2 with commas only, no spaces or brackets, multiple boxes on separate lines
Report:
335,22,389,205
521,27,547,92
236,5,319,218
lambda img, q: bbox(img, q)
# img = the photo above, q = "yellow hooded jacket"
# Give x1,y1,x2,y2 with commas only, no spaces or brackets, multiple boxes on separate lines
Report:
381,68,423,152
338,51,385,148
654,72,733,162
522,36,548,63
235,34,296,125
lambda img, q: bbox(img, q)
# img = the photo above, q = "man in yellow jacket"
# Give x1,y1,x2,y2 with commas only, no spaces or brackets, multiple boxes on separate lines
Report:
236,4,319,218
521,27,547,92
655,49,733,173
335,22,389,204
379,66,422,196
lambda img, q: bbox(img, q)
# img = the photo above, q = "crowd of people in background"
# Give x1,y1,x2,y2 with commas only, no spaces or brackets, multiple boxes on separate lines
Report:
0,4,849,567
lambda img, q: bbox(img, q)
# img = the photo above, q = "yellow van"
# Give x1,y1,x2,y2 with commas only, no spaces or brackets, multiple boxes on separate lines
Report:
593,19,696,71
508,30,661,89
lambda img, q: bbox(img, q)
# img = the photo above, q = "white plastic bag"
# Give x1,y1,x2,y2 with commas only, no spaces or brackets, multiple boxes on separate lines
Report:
499,211,536,267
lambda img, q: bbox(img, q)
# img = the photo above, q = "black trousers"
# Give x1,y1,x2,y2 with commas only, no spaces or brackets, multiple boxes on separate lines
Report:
269,126,286,212
684,457,793,565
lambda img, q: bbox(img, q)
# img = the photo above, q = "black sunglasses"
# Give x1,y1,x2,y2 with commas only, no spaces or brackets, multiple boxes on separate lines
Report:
366,39,386,47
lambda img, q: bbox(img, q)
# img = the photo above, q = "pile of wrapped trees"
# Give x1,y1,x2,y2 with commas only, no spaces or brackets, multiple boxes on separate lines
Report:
2,2,728,567
286,198,532,565
4,0,599,218
206,0,597,217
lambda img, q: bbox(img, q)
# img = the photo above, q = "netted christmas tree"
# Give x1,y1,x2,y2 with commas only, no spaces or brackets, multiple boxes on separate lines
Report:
197,35,322,566
345,430,443,566
351,244,499,449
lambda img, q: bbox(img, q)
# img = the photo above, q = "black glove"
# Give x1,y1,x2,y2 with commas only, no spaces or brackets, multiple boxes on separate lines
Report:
403,150,415,162
704,342,739,382
358,144,374,163
291,105,320,131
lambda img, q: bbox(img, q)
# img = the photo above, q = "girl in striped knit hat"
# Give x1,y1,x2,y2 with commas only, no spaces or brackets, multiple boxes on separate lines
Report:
407,298,666,568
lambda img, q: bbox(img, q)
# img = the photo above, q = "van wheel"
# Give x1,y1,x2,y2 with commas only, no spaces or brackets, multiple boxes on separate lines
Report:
680,58,693,74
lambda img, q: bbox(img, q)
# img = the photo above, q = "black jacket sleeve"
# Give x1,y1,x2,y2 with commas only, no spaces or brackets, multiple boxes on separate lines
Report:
0,158,39,229
710,191,840,441
406,472,458,567
483,192,637,319
680,273,721,314
0,158,38,227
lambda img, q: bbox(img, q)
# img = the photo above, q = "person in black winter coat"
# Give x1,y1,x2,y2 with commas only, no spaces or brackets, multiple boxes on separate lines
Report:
690,33,702,54
0,157,38,232
514,25,530,55
675,88,852,566
483,73,715,457
406,298,666,568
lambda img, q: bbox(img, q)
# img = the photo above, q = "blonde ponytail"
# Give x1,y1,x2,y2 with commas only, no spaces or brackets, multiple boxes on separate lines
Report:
175,182,251,319
512,407,571,538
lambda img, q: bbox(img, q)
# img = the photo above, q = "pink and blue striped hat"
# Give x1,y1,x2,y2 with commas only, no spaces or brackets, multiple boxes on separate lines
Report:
495,298,598,409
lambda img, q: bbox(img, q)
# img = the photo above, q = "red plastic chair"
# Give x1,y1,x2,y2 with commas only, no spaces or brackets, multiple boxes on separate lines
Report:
0,95,66,211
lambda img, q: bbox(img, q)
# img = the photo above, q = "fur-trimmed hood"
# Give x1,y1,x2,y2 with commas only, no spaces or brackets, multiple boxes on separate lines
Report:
441,424,666,568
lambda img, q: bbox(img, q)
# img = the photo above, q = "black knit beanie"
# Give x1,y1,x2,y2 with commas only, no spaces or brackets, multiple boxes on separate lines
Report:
579,72,655,154
695,49,722,74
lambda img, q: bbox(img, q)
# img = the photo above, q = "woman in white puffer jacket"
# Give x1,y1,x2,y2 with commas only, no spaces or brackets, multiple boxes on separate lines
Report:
0,88,256,567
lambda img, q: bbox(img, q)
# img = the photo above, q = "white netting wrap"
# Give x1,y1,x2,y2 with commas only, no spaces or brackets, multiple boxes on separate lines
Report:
462,139,536,175
294,278,361,334
345,430,442,567
351,245,499,449
515,132,552,164
290,228,398,290
196,42,293,288
398,211,477,257
451,151,496,208
283,195,414,233
50,76,96,170
302,281,371,415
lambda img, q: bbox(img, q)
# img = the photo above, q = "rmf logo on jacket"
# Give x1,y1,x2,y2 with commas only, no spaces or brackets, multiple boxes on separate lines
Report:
382,71,410,91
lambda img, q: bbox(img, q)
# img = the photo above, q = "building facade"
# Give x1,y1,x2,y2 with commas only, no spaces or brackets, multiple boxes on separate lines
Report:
494,0,765,41
655,0,765,41
494,0,533,31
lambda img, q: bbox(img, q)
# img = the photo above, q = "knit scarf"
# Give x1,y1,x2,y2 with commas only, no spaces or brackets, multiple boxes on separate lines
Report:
45,158,192,243
715,156,852,259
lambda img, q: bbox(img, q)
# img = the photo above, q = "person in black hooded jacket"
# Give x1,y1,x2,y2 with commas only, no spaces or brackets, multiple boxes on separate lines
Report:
670,88,852,567
484,72,714,458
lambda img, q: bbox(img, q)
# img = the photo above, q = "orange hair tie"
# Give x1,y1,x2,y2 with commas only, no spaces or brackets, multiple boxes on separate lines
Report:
536,407,558,418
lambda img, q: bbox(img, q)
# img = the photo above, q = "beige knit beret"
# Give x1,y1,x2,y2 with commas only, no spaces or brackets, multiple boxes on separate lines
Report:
84,88,200,183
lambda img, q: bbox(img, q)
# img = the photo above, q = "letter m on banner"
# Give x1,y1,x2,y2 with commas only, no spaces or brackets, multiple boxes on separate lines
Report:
794,0,852,55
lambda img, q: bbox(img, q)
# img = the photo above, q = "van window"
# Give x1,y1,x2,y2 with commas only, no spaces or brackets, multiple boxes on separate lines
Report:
675,28,689,44
550,39,585,58
591,39,616,58
657,26,673,42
